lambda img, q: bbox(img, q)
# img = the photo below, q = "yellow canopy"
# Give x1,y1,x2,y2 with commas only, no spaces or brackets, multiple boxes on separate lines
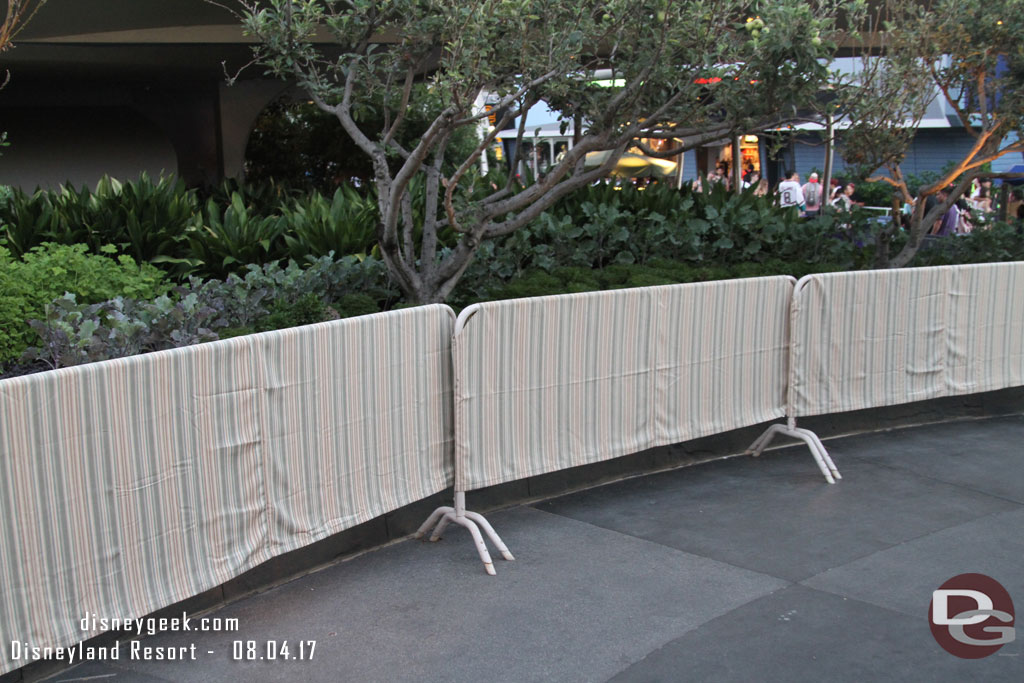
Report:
584,150,678,178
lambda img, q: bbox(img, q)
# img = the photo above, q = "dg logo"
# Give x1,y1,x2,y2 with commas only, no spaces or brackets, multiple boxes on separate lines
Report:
930,573,1016,659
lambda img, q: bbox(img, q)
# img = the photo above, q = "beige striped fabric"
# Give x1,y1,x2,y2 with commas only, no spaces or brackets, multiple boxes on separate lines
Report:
946,262,1024,396
454,277,794,491
0,304,454,675
0,336,267,675
788,262,1024,417
255,306,454,554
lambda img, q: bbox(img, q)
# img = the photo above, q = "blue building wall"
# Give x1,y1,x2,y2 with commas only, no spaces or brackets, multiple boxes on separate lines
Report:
680,149,698,182
788,128,979,184
991,132,1022,176
668,128,1013,188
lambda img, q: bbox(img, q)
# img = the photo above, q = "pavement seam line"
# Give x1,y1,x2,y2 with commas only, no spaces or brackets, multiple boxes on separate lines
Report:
521,505,795,586
796,506,1024,619
839,455,1024,507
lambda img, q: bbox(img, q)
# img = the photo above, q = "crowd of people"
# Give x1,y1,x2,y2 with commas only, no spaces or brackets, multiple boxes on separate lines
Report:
697,164,863,218
924,178,1024,236
692,161,1023,233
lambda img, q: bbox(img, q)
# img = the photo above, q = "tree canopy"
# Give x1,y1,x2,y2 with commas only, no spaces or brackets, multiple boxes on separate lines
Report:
835,0,1024,266
229,0,849,302
0,1,46,54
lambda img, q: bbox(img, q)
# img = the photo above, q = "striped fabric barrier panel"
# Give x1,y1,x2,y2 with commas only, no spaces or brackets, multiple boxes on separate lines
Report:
453,277,794,491
255,305,455,555
0,336,267,674
788,262,1024,417
0,304,455,674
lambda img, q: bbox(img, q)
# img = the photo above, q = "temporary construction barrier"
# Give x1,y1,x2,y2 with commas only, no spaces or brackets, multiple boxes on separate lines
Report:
747,262,1024,482
418,277,796,574
0,305,455,675
0,336,266,675
4,260,1021,661
254,307,455,554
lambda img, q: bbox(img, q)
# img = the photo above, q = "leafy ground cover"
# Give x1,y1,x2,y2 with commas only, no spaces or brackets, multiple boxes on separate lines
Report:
2,177,1021,378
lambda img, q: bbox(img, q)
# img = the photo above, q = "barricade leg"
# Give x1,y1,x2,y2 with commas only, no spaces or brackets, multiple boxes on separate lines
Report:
745,418,841,484
464,511,515,561
415,506,450,538
427,509,454,541
417,492,514,575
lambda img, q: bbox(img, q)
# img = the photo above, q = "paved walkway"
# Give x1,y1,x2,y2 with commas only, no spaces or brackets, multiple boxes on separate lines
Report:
50,415,1024,682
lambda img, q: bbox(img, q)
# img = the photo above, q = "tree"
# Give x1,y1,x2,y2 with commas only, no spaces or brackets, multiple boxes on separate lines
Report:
227,0,847,303
1,1,48,152
0,1,45,54
836,0,1024,268
245,96,485,192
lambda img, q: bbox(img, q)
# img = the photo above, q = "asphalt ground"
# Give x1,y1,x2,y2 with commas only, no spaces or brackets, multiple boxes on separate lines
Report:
47,414,1024,682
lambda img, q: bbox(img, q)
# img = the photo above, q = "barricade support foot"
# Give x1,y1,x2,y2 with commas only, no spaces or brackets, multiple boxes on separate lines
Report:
745,420,840,484
417,495,513,574
465,510,515,561
415,506,450,539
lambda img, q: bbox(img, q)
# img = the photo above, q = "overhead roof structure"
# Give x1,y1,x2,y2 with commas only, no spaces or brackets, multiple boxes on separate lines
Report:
0,0,938,189
0,0,295,188
7,0,264,78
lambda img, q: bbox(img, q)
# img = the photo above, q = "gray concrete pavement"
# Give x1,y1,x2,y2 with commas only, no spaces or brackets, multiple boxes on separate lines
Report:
48,415,1024,682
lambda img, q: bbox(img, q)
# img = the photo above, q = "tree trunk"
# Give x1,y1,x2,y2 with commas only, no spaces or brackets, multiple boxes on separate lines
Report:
889,216,925,268
822,114,834,195
732,136,742,194
874,193,903,269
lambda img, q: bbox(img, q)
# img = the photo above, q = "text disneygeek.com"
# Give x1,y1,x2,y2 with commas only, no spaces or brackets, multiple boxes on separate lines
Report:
8,612,316,665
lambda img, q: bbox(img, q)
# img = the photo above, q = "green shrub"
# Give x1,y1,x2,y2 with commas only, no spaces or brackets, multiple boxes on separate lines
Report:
453,181,865,304
334,293,381,318
23,292,221,370
188,193,286,278
255,293,327,332
0,188,59,256
913,222,1024,266
465,258,847,303
622,271,677,288
486,271,564,300
91,174,198,266
8,250,398,375
0,174,198,266
280,186,378,262
550,266,602,290
642,259,699,282
850,181,897,208
0,243,169,364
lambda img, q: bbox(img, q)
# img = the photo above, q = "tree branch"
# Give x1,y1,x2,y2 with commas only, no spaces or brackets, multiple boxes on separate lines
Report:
503,93,539,194
930,62,976,137
482,139,626,238
454,69,560,126
420,147,446,278
382,66,416,146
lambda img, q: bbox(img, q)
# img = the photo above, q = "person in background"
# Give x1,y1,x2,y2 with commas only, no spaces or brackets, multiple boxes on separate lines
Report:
1008,189,1024,222
715,161,732,191
844,183,863,207
777,170,804,209
971,178,993,203
830,183,849,210
801,172,823,217
831,183,862,211
754,177,769,197
971,185,992,214
930,187,960,236
743,170,760,190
